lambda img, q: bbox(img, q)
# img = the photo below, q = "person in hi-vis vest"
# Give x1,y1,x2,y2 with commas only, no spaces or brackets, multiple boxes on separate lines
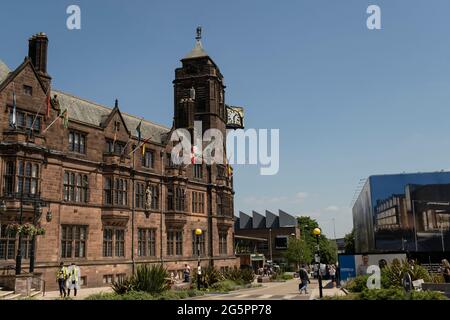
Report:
56,262,68,298
67,262,81,297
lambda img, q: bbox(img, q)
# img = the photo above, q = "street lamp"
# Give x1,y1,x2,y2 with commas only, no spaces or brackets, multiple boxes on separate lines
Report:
268,228,273,264
29,200,43,273
313,227,323,299
195,228,202,290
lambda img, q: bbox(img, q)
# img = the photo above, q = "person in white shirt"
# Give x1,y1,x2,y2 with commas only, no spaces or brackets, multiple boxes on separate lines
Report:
67,262,81,297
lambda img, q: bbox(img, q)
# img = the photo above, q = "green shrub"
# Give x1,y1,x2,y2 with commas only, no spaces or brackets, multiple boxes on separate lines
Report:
430,273,445,284
382,260,431,288
133,264,169,294
359,288,406,300
345,275,369,292
85,292,118,300
222,267,255,284
121,291,155,300
111,276,134,294
155,291,180,300
187,289,205,297
222,267,241,282
194,266,224,288
240,268,256,283
210,280,237,292
281,273,294,280
410,290,448,300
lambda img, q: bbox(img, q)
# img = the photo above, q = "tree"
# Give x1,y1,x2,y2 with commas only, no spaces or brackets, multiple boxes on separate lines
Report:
284,238,312,270
344,229,355,254
296,216,337,265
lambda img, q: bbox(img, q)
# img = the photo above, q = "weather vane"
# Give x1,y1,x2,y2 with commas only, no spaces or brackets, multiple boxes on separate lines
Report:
196,26,202,41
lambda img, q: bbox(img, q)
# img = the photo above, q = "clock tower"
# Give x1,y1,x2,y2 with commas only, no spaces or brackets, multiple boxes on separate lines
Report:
173,27,227,138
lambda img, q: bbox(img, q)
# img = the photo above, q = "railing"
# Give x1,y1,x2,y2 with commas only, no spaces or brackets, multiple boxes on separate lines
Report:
0,265,45,296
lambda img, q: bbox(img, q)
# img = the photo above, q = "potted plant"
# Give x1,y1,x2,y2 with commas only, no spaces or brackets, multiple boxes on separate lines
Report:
6,223,45,236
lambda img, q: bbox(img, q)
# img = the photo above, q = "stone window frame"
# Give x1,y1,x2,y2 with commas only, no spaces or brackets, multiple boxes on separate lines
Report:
0,224,32,260
193,164,203,179
167,229,183,256
191,229,206,257
23,85,33,96
219,231,228,256
103,176,129,207
141,149,154,169
63,171,89,203
8,107,41,133
102,227,126,258
68,130,87,154
191,191,205,214
137,228,156,257
60,225,88,259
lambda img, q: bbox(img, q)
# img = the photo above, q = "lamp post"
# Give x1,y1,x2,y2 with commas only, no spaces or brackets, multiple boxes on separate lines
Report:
411,200,419,252
29,198,43,273
16,188,24,275
195,228,202,290
313,227,323,299
268,228,273,264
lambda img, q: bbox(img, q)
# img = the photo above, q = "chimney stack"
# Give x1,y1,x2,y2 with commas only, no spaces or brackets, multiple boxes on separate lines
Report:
28,32,51,90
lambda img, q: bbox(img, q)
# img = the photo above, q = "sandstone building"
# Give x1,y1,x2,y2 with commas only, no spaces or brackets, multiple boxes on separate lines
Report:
0,30,239,289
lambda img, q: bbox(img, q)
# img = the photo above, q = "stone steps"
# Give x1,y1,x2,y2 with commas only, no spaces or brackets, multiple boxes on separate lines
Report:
0,288,42,300
0,290,14,298
2,293,21,300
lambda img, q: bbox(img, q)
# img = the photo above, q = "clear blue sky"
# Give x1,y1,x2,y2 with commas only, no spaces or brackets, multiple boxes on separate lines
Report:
2,0,450,238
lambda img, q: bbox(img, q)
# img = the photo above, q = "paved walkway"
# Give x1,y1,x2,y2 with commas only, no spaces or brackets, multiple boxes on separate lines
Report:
38,286,113,300
191,278,346,300
309,280,346,300
36,279,346,300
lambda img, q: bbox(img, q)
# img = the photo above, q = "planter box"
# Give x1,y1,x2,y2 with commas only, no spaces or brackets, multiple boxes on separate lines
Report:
257,276,270,283
422,283,450,293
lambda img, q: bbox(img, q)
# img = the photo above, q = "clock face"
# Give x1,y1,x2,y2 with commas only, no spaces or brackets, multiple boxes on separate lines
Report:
226,107,244,128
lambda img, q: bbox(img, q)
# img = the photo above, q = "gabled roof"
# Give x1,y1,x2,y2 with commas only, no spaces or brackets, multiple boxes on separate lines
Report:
100,103,131,135
52,90,170,144
0,59,10,84
0,58,48,94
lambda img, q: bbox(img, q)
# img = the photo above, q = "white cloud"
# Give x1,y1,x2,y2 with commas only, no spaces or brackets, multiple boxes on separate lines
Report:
325,205,339,212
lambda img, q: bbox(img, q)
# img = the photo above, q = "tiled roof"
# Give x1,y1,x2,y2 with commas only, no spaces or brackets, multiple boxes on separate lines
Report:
52,90,171,144
0,59,11,84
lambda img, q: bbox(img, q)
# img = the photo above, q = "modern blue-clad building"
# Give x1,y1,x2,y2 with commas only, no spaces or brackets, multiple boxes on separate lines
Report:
353,171,450,253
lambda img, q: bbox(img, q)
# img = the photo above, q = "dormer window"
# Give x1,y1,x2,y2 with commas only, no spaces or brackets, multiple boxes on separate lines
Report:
23,85,32,96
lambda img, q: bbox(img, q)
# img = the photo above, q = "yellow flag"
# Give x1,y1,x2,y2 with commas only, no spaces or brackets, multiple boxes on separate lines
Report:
142,143,146,156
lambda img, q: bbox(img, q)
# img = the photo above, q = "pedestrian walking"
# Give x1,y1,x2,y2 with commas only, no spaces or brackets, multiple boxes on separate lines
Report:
441,259,450,283
67,262,81,297
298,265,310,294
56,262,68,298
329,264,336,287
183,264,191,282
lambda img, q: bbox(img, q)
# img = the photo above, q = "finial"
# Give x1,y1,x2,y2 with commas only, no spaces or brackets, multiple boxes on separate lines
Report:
115,99,119,108
196,26,202,41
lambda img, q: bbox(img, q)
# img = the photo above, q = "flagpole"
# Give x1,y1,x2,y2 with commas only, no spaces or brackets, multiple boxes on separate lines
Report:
11,82,17,129
42,107,67,134
128,136,152,156
30,94,47,133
